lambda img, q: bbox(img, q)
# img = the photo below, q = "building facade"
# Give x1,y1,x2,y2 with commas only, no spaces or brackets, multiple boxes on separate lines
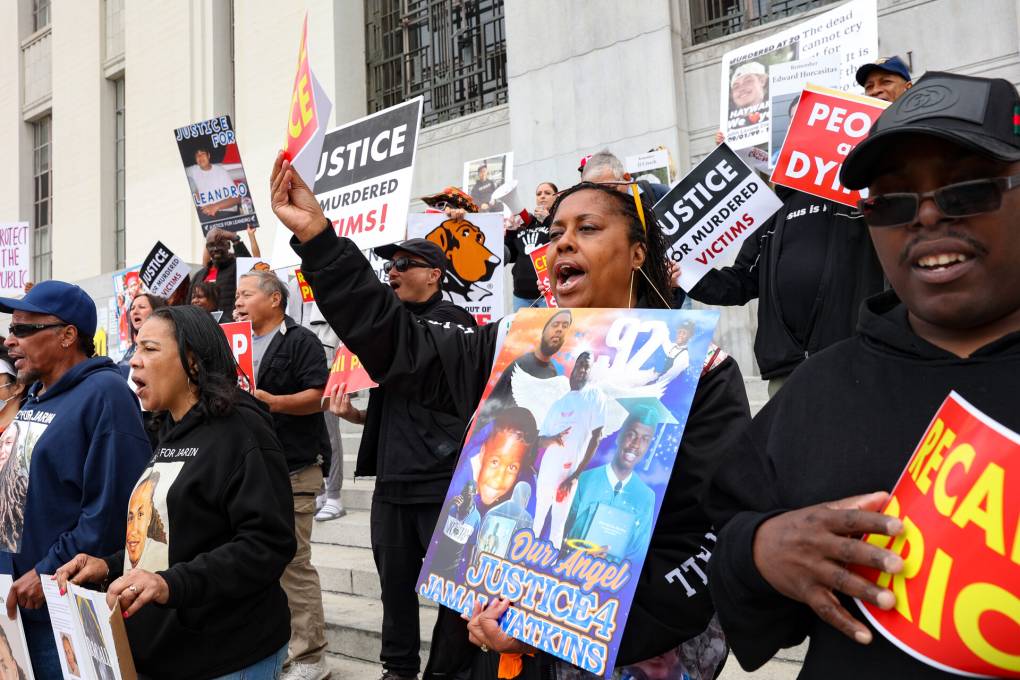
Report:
2,0,1018,375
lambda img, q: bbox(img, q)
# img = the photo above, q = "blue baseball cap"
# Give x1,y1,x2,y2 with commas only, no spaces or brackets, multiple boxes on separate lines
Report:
0,280,98,336
856,56,912,87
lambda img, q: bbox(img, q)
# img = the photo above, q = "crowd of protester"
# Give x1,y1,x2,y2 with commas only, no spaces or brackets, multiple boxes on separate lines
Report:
0,56,1017,680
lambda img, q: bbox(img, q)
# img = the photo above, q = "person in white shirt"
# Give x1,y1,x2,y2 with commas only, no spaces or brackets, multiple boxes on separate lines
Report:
187,148,240,222
534,352,608,548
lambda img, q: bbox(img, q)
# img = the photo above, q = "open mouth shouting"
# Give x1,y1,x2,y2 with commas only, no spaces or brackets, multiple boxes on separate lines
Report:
554,260,587,297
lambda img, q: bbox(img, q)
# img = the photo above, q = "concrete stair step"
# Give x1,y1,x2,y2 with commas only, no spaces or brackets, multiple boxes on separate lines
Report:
312,509,371,549
325,653,381,680
323,591,436,665
312,541,438,607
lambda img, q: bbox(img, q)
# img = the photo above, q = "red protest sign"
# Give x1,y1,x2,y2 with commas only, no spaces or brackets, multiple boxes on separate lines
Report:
528,243,557,308
770,85,888,207
221,321,256,393
295,269,315,303
283,15,319,163
854,392,1020,677
323,342,376,401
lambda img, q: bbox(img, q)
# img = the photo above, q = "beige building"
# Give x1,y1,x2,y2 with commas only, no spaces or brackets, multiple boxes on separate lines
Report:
3,0,1019,375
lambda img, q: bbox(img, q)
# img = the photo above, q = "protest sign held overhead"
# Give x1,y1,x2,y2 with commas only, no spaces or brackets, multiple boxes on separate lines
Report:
653,143,782,292
234,256,272,287
406,212,504,326
0,222,30,296
312,97,423,251
221,321,256,393
112,265,145,356
529,243,557,308
416,307,720,677
768,55,841,168
853,392,1020,678
139,241,190,299
463,152,513,212
174,115,258,235
771,84,888,206
273,13,334,269
625,149,673,186
720,0,877,151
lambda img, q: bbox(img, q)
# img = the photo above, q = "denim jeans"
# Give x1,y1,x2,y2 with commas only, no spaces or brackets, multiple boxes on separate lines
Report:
210,645,288,680
512,294,547,311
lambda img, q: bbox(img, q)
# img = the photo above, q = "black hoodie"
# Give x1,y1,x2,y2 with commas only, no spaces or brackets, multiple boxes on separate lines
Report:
104,395,296,680
293,225,752,667
707,290,1020,678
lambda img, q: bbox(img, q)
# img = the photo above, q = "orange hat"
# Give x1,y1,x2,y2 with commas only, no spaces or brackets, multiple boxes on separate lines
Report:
421,186,478,213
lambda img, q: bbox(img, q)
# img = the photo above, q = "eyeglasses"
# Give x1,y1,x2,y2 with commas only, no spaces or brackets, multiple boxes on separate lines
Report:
8,323,68,338
383,257,434,274
858,173,1020,227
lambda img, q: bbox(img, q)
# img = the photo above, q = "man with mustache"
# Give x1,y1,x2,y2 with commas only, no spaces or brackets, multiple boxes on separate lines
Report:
709,72,1020,677
485,309,572,413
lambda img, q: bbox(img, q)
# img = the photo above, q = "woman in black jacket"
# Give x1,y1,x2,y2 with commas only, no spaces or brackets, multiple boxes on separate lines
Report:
55,306,296,680
271,153,751,679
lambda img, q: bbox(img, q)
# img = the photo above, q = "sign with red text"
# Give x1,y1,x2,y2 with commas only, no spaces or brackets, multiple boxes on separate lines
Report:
272,13,334,269
312,97,423,252
653,144,782,292
323,342,376,402
529,243,557,308
854,392,1020,678
140,241,190,299
0,222,30,297
221,321,256,393
771,85,888,206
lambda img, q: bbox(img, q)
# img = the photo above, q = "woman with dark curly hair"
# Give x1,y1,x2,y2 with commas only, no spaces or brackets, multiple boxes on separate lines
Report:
56,306,296,680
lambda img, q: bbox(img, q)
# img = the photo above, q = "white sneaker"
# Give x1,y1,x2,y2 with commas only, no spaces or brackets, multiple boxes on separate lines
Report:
315,494,326,512
281,660,330,680
314,499,347,522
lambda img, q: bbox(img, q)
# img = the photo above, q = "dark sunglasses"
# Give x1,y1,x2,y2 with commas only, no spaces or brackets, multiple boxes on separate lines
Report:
8,323,68,338
858,172,1020,227
383,257,434,274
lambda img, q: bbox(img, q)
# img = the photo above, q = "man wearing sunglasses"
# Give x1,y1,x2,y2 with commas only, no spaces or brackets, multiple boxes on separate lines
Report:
0,281,151,675
331,238,474,680
708,72,1020,677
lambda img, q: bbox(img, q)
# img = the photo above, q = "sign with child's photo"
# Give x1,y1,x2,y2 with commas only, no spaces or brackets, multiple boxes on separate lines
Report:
416,307,719,676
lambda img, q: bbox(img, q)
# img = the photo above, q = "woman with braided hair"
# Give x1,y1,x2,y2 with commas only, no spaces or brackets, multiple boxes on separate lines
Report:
271,154,751,680
0,421,28,553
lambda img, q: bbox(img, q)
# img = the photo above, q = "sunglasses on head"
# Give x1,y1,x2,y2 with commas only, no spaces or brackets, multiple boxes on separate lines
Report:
383,257,434,274
858,172,1020,227
8,323,68,338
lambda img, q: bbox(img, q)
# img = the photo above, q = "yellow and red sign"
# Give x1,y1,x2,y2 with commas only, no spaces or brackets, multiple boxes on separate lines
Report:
221,321,256,393
770,85,888,207
854,391,1020,677
528,243,557,308
284,15,319,165
323,342,377,401
294,269,315,303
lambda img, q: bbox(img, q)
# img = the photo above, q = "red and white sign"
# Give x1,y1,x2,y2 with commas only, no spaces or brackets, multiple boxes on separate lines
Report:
323,342,376,401
529,243,557,308
221,321,256,393
295,269,315,303
854,392,1020,678
770,85,888,207
273,13,334,269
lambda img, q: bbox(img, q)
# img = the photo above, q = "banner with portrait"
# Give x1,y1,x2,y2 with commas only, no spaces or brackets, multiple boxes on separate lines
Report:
111,265,146,358
0,575,34,679
463,152,514,212
416,307,720,676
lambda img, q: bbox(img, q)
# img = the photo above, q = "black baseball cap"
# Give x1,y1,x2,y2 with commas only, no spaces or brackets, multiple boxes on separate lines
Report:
0,280,98,336
841,72,1020,190
855,55,911,87
373,238,447,273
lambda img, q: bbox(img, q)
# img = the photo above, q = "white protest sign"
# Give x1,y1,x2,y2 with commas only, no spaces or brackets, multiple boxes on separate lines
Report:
626,150,673,186
235,257,272,287
720,0,877,151
310,97,424,253
0,222,30,297
139,241,190,299
768,55,842,168
653,143,782,291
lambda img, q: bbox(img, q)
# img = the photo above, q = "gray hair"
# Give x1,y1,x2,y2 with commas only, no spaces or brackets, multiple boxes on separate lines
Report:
239,269,289,308
581,149,626,181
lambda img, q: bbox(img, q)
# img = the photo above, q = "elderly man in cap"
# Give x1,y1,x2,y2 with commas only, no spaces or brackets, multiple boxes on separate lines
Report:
328,238,474,680
0,281,151,674
709,71,1020,677
857,55,912,103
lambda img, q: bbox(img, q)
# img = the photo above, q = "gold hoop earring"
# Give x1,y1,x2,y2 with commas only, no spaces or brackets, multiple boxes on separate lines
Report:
627,268,636,309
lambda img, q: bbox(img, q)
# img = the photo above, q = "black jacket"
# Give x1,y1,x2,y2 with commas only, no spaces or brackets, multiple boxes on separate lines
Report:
358,291,476,503
294,225,752,666
505,216,550,299
105,395,295,680
256,315,331,472
188,242,251,318
688,189,884,379
707,290,1020,678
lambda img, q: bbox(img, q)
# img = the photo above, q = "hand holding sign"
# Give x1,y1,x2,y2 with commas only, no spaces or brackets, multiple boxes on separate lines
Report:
271,152,328,243
753,491,904,643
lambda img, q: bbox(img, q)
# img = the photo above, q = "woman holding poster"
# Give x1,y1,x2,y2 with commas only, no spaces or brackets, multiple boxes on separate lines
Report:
271,153,751,679
55,306,295,680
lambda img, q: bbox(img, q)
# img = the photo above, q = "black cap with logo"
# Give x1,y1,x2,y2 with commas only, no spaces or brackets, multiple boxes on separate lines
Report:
841,72,1020,190
373,238,448,273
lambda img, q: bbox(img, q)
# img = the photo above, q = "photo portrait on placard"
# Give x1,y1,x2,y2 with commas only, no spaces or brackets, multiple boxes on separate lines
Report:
0,418,48,554
726,41,800,142
0,580,32,680
112,266,145,356
462,152,513,212
59,632,81,678
73,595,116,680
123,461,183,574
